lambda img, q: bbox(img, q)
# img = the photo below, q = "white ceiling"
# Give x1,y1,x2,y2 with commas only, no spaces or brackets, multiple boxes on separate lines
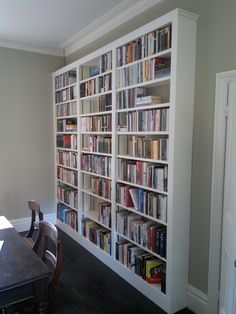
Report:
0,0,161,56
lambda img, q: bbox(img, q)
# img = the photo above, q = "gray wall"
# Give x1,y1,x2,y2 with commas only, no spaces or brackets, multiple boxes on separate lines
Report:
0,47,63,219
65,0,236,294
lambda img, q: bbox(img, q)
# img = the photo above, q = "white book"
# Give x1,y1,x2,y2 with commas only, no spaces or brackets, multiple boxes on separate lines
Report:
129,189,139,211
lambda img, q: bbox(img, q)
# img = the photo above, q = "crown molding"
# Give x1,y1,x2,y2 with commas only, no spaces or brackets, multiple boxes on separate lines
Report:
62,0,163,57
0,37,63,57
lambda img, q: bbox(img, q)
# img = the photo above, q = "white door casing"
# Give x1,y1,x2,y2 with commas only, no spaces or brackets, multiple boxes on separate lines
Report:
219,80,236,314
208,70,236,314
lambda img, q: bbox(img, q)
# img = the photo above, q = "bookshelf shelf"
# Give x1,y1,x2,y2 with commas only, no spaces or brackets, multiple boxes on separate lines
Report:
55,99,78,106
117,203,167,226
57,200,78,212
115,258,162,292
56,132,77,135
56,164,77,171
53,9,197,313
55,82,77,92
81,170,111,180
57,179,78,189
117,155,168,164
116,232,167,262
81,189,111,202
56,115,77,119
80,70,112,84
117,179,168,195
80,110,112,117
83,210,112,231
116,48,172,70
81,234,112,257
117,77,171,92
81,151,112,157
80,90,112,100
81,131,112,135
117,131,169,136
116,103,170,113
56,147,77,152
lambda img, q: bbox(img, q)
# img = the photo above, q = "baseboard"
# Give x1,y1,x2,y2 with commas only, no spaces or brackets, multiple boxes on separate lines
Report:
186,284,208,314
10,213,57,232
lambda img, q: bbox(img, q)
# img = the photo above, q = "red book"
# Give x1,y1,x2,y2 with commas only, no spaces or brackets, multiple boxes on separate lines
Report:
125,185,134,207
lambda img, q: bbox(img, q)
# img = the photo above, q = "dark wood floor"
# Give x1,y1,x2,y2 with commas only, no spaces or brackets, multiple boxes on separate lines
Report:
54,228,194,314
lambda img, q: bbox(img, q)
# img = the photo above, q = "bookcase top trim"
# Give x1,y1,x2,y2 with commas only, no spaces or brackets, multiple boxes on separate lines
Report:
52,8,198,77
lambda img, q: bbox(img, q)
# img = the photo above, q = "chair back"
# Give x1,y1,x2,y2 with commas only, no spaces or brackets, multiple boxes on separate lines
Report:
25,200,44,239
33,221,62,313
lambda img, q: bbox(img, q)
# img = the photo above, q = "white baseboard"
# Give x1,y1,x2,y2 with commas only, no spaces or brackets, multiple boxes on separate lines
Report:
10,213,57,232
187,284,208,314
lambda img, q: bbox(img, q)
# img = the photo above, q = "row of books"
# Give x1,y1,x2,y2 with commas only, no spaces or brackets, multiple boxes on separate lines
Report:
117,184,167,223
57,183,78,209
117,93,162,110
55,85,77,104
117,108,169,132
116,239,166,290
97,202,111,228
125,136,168,161
116,87,146,109
81,52,112,81
81,154,111,177
56,134,77,150
80,73,112,97
117,25,171,67
117,57,170,88
81,94,112,113
57,119,77,132
118,159,168,191
57,203,78,231
99,51,112,73
57,166,78,187
56,101,77,117
81,115,112,132
91,176,111,200
56,151,77,169
116,211,166,257
55,70,77,90
83,135,112,154
82,218,111,255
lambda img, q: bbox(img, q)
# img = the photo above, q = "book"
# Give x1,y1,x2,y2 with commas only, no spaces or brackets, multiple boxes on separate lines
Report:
129,188,139,211
146,258,163,284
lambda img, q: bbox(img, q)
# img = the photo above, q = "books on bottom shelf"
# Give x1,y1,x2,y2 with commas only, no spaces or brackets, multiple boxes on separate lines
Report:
57,202,78,231
116,238,166,293
82,217,111,255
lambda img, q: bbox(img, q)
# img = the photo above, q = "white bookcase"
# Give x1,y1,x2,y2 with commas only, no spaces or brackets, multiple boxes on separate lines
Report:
52,8,198,313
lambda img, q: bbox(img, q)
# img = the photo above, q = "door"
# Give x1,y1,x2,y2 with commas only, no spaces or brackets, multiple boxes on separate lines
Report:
219,80,236,314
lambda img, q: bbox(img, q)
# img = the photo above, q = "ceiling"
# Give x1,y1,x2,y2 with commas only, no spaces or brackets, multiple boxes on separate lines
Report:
0,0,161,56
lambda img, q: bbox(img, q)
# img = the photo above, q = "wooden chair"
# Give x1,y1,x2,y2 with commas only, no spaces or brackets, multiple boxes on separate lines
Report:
33,221,62,313
1,221,62,314
25,200,43,246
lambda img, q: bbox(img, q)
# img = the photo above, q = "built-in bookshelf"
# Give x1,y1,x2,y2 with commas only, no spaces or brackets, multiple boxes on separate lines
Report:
53,9,198,313
79,51,113,256
54,68,79,231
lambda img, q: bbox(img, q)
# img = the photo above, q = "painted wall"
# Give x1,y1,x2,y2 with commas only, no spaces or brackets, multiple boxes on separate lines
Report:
0,47,63,220
65,0,236,294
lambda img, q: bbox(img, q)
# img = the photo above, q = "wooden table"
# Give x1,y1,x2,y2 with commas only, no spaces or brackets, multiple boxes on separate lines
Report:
0,216,50,313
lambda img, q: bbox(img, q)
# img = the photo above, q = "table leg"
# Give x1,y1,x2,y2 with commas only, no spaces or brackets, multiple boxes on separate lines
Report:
34,278,48,314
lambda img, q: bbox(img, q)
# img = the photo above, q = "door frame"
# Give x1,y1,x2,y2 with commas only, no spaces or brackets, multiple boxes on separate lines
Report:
208,69,236,313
